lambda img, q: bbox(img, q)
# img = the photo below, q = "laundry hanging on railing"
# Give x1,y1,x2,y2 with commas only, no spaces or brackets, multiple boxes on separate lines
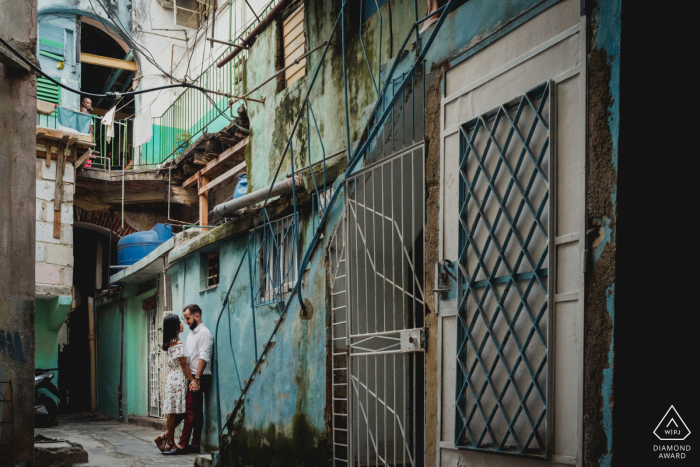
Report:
101,106,116,143
56,106,92,135
133,106,152,147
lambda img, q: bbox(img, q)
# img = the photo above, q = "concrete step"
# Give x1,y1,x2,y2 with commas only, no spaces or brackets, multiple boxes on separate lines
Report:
34,440,88,466
128,415,167,432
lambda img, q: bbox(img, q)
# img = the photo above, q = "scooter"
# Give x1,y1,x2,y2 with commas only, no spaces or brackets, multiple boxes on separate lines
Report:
35,368,60,426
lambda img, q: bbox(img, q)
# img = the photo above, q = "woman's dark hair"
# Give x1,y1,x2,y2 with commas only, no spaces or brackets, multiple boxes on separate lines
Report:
162,314,181,351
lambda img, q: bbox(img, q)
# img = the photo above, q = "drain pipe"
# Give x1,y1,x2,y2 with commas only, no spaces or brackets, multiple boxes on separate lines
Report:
213,175,304,218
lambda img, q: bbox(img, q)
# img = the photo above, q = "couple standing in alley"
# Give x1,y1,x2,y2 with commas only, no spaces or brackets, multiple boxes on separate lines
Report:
155,304,213,455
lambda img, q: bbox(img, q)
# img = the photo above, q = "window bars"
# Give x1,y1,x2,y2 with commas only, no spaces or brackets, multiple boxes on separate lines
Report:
345,144,426,467
249,212,299,307
455,82,552,458
148,308,162,418
207,251,220,288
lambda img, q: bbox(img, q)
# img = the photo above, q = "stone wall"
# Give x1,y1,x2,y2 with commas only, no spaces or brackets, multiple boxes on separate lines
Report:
35,158,75,299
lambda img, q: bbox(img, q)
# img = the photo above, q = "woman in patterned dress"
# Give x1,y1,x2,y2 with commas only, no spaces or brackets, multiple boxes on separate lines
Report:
154,314,196,452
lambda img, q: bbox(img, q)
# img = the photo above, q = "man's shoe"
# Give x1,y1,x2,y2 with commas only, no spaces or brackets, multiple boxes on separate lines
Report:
186,445,201,454
162,446,187,455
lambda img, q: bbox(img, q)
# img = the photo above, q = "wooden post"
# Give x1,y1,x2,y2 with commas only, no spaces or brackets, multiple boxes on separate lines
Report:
95,240,103,290
88,296,97,413
198,175,209,226
53,140,67,239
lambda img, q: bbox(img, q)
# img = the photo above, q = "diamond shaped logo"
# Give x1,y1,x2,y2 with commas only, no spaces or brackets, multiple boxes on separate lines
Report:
654,406,691,441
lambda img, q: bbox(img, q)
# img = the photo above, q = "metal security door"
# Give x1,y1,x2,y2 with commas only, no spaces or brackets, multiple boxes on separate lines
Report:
148,308,162,417
345,144,426,466
455,82,552,457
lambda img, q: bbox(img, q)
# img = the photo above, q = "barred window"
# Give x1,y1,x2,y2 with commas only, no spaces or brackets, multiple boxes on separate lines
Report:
250,213,299,306
207,252,220,288
200,250,220,290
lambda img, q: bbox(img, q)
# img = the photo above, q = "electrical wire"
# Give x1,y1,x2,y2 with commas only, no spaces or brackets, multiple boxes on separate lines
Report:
1,34,226,101
88,0,181,83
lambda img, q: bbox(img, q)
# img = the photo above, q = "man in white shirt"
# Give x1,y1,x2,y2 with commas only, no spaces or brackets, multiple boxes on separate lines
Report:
165,304,213,455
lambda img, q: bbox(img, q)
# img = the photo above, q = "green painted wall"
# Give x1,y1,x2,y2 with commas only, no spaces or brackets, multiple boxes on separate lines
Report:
34,299,60,402
123,285,152,419
95,287,156,420
96,299,122,420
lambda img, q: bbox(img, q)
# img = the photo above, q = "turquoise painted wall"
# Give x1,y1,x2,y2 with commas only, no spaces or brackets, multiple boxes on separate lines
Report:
96,287,157,420
170,192,345,453
122,285,152,419
34,299,60,402
96,299,122,420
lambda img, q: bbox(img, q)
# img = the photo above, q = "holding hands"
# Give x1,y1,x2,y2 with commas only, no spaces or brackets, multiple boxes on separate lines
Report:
189,379,200,392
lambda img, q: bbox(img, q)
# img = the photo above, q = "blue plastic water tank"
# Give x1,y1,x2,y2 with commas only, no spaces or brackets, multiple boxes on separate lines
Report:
232,174,248,200
117,223,173,266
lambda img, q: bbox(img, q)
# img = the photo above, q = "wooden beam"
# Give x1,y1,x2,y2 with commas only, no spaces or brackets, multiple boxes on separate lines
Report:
36,147,75,164
53,141,67,239
199,176,209,226
37,126,95,145
183,171,202,189
198,161,246,195
80,53,138,72
182,137,249,188
100,186,197,205
75,149,93,170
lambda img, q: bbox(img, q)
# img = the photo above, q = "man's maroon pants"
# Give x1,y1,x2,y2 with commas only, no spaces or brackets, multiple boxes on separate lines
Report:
179,375,210,447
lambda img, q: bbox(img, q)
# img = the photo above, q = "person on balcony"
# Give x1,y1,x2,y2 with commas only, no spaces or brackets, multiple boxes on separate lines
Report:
79,97,95,169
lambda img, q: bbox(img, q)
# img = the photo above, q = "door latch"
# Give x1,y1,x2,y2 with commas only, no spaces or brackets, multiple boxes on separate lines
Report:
433,259,457,301
400,328,423,353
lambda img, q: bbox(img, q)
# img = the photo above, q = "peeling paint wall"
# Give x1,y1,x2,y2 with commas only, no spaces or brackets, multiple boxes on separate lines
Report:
584,1,620,466
168,195,344,456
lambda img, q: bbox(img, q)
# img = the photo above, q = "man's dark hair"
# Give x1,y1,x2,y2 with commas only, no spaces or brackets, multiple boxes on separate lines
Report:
184,304,202,317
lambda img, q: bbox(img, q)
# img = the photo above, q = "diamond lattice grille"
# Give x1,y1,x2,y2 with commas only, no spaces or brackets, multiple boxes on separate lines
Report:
455,82,551,457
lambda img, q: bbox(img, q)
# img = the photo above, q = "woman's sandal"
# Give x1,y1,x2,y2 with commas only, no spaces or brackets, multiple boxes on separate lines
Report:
161,440,175,453
154,434,167,452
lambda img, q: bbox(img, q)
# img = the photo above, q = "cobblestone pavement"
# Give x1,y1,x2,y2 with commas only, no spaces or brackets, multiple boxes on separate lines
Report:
36,412,206,466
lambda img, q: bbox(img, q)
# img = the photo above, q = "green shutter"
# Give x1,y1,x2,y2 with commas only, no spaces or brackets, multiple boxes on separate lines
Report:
37,77,61,105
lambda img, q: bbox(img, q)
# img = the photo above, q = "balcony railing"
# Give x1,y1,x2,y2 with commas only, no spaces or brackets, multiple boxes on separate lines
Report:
139,0,281,167
37,109,132,170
